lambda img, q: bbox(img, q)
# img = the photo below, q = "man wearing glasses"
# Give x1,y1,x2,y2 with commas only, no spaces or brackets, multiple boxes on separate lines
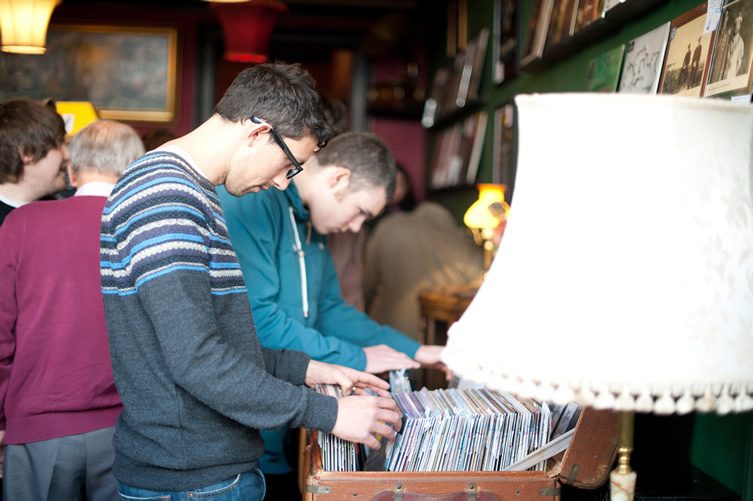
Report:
219,131,447,499
100,63,402,501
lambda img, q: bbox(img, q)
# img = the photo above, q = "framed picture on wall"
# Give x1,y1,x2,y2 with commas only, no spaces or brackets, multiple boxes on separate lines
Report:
493,103,517,202
705,0,753,98
492,0,518,84
618,21,671,94
658,5,715,97
0,24,178,122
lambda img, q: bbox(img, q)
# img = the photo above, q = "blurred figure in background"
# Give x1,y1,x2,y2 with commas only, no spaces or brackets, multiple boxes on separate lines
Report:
140,127,176,152
0,120,144,500
364,200,483,343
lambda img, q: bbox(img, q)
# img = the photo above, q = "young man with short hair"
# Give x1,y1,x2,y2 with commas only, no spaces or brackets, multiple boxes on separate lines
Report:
100,63,400,501
219,131,445,495
0,98,67,225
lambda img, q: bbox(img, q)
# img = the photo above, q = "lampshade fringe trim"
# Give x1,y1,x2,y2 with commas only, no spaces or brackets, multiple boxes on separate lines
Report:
442,352,753,416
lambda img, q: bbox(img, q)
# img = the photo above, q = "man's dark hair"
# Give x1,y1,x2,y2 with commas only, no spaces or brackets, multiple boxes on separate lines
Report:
315,132,396,201
0,98,66,184
215,62,334,148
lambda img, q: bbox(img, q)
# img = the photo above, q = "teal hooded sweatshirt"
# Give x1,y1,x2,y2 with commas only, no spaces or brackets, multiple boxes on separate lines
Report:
219,183,420,473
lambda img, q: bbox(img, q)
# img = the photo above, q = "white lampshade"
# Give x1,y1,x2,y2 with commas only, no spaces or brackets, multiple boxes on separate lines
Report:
0,0,61,54
443,93,753,416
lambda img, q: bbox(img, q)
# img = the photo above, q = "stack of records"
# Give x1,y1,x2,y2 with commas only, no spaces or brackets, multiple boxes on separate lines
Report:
314,384,362,471
385,388,551,472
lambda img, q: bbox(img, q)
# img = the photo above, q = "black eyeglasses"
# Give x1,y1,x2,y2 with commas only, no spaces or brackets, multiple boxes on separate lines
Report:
251,116,304,180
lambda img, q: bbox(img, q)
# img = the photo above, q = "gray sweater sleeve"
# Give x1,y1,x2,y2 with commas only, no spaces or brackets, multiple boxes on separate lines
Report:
262,348,310,385
138,273,338,433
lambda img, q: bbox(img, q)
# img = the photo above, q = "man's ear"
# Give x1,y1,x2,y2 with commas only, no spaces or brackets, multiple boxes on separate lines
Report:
18,147,34,166
327,165,352,190
66,161,78,188
245,119,270,146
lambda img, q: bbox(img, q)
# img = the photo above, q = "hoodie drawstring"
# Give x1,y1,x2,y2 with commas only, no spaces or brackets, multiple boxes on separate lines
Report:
288,207,309,318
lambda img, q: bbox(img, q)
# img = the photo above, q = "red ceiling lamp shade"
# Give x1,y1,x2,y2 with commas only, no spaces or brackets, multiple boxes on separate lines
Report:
209,0,287,64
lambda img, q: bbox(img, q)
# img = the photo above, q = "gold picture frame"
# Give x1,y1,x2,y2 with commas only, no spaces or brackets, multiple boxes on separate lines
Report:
0,24,178,123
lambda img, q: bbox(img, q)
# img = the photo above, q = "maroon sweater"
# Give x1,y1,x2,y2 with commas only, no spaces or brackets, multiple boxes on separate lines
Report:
0,196,122,444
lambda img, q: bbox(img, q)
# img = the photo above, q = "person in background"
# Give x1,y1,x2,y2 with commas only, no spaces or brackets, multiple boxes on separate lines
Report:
0,120,144,500
364,200,484,344
219,131,446,498
140,127,177,152
100,63,400,501
0,98,68,225
321,96,369,310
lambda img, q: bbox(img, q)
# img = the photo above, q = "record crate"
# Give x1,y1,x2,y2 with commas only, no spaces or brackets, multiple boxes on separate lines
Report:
302,407,619,500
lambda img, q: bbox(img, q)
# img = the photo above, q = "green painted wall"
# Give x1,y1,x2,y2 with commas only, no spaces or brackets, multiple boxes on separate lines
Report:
420,0,753,497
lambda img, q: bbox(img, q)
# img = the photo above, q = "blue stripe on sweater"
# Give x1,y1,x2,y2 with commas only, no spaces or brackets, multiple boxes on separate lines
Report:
111,205,208,239
103,233,206,270
103,177,206,216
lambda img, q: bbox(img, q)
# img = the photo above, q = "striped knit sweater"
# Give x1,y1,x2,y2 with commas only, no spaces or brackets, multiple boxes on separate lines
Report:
100,150,337,491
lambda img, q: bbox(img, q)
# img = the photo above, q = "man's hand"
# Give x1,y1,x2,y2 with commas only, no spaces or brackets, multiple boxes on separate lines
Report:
414,345,453,381
363,344,420,374
332,395,402,450
305,360,391,396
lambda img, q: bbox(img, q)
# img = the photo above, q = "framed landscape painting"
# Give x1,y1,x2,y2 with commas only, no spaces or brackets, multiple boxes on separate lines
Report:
0,24,178,122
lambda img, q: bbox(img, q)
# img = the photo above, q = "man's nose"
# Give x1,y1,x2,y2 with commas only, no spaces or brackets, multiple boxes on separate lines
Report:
272,172,291,191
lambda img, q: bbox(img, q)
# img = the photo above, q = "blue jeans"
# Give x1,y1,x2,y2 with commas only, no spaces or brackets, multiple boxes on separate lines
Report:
117,469,266,501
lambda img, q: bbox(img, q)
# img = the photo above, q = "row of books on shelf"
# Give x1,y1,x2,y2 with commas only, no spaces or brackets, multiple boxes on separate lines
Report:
427,1,752,192
314,372,583,473
422,29,490,128
524,0,666,68
421,0,676,130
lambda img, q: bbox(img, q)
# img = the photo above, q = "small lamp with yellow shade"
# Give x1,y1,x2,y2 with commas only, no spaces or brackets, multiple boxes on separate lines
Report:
54,101,100,140
463,183,509,272
0,0,61,55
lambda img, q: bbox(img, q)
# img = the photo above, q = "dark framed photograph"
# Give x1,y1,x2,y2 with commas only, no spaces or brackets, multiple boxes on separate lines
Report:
493,103,517,201
705,0,753,98
618,21,671,94
658,5,715,97
0,24,178,122
492,0,518,84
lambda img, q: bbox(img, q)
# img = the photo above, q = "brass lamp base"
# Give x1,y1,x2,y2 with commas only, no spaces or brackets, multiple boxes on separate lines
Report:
610,411,637,501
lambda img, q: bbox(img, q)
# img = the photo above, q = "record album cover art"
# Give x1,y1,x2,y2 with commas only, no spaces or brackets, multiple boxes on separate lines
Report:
618,22,671,94
659,6,714,97
586,44,626,92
